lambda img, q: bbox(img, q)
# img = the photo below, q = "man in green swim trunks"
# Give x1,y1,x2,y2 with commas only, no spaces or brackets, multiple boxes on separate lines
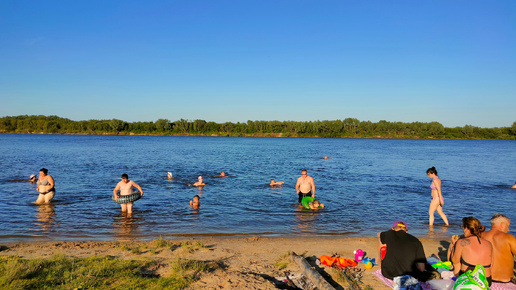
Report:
113,173,143,214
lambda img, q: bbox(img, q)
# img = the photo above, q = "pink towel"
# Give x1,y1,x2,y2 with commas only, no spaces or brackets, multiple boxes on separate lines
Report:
371,269,432,290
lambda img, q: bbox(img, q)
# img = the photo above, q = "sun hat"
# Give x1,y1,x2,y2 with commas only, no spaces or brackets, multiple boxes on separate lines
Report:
392,220,408,230
30,174,36,179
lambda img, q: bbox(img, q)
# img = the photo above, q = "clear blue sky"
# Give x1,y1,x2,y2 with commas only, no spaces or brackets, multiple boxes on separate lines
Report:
1,1,515,128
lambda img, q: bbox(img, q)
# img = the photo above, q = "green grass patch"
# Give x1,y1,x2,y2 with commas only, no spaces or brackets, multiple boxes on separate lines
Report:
274,251,291,270
0,254,209,289
171,240,207,253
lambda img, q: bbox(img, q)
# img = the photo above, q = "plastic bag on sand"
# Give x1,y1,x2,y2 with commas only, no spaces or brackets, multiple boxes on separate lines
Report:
453,265,488,290
427,279,455,290
394,275,422,290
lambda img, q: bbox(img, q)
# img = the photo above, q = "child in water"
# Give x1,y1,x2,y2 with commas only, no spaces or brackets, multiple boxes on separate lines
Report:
301,196,324,210
190,195,200,208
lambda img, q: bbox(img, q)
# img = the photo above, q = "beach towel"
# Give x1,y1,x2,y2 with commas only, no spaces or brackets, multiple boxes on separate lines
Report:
372,269,516,290
372,269,432,290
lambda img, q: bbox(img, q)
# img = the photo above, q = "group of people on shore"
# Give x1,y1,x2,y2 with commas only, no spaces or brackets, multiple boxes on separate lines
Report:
379,214,516,286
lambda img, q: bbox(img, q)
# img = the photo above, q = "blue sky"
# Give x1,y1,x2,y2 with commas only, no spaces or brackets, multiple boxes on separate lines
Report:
1,1,515,128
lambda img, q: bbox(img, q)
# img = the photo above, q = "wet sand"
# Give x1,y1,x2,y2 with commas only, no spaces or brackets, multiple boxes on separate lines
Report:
0,236,449,289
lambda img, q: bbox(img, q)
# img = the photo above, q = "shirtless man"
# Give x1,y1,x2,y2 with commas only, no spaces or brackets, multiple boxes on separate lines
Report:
482,213,516,283
193,176,205,187
295,169,315,203
113,174,143,214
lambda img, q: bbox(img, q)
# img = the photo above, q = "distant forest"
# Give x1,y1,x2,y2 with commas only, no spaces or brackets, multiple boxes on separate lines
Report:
1,115,515,140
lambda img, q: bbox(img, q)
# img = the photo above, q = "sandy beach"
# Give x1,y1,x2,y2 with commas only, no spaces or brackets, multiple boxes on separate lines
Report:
0,236,449,289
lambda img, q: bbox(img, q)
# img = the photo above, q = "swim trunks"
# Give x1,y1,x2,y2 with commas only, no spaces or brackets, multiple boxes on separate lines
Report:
298,191,312,203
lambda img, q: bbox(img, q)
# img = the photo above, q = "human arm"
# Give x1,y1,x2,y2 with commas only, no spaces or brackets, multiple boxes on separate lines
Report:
310,178,315,197
295,178,300,193
435,178,444,205
451,238,468,275
190,200,193,206
132,181,144,196
113,183,120,201
47,175,55,190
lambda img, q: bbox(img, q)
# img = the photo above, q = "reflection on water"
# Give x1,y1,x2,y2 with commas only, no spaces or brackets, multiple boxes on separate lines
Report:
112,212,143,240
34,204,57,234
293,208,321,234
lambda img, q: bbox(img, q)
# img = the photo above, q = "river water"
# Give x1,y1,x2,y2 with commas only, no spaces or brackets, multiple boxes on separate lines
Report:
1,134,515,242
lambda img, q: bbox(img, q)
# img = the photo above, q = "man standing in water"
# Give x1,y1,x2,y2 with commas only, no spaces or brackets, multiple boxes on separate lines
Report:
482,213,516,284
113,174,143,214
295,169,315,203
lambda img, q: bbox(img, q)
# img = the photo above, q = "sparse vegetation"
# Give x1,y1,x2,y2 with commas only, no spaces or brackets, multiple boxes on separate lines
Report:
274,251,292,270
0,254,210,289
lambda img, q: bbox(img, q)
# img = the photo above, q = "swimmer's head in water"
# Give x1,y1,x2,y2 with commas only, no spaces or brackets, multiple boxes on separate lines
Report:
312,199,320,207
220,171,225,176
198,176,203,180
193,195,200,202
30,174,36,180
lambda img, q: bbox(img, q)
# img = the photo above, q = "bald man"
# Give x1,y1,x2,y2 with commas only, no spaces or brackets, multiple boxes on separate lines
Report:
482,213,516,283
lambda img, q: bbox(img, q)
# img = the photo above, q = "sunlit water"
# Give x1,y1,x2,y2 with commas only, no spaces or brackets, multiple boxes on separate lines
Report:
1,134,515,242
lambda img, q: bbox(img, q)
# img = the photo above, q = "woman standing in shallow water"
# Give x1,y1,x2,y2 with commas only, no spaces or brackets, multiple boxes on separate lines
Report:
427,167,449,226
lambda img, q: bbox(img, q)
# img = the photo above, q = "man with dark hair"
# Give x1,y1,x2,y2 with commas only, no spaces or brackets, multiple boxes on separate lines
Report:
378,220,427,280
113,173,143,214
295,169,315,203
482,213,516,283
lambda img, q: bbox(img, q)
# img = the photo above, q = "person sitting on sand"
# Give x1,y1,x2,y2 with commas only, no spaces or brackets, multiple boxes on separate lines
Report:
449,216,493,286
190,195,200,209
29,174,37,183
482,213,516,283
270,179,284,186
167,172,174,180
193,176,205,187
35,168,55,204
378,220,427,280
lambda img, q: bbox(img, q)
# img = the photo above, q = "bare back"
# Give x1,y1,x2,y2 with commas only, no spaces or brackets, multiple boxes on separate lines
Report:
483,229,516,282
452,236,493,277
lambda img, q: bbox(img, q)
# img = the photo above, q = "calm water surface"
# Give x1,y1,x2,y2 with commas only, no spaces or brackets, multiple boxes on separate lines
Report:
1,134,515,242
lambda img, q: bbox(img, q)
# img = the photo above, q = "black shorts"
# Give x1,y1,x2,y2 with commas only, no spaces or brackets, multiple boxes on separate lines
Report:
298,191,312,203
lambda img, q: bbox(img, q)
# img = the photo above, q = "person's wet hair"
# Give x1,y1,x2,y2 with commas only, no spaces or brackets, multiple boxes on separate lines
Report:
39,168,48,175
462,216,485,237
193,195,200,200
426,167,438,175
121,173,129,179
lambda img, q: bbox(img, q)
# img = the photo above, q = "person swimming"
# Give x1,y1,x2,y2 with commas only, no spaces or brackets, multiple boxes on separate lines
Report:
270,179,284,186
190,195,200,208
193,176,205,187
167,172,174,180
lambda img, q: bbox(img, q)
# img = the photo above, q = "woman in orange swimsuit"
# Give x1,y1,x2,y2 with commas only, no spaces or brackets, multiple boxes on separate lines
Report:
427,167,449,226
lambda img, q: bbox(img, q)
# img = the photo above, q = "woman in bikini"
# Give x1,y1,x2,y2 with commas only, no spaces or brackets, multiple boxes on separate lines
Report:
427,167,449,226
35,168,55,204
450,216,493,286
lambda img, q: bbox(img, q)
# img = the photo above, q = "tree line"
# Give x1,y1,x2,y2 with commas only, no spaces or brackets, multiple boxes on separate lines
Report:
1,115,515,140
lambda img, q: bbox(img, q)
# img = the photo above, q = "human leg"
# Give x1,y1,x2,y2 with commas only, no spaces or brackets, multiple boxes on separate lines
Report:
428,198,439,225
126,202,133,214
121,203,127,212
436,205,449,225
44,191,55,203
35,193,45,204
